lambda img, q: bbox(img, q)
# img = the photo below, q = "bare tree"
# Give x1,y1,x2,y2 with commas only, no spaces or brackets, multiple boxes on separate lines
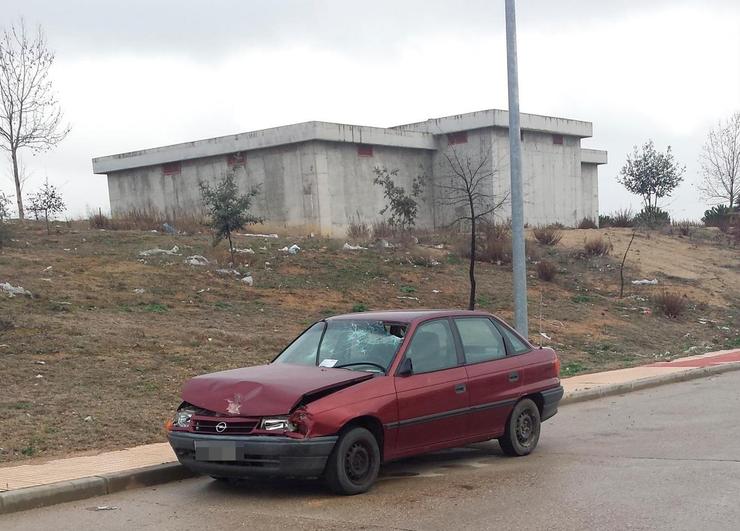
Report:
437,147,509,310
0,20,70,220
27,180,65,234
699,112,740,209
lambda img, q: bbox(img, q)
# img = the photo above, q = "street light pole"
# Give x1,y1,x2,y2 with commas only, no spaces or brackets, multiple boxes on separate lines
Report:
505,0,529,336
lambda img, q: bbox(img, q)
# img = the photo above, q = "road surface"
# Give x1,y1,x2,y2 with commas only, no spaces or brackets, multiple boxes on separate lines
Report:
3,370,740,530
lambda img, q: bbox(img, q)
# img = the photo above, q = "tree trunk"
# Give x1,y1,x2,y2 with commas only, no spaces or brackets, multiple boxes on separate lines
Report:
468,216,476,310
45,210,50,234
227,230,235,265
11,149,24,220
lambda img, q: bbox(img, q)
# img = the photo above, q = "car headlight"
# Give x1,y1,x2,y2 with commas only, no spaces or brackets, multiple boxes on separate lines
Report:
259,417,296,431
173,409,195,428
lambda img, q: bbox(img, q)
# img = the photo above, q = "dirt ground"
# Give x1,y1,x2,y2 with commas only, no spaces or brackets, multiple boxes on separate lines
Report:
0,221,737,464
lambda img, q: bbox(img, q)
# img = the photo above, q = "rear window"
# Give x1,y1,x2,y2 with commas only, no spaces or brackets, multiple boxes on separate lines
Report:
496,323,531,355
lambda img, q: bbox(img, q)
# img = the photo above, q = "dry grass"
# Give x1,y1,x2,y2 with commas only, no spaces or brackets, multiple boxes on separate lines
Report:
583,236,613,256
88,208,206,234
533,225,563,246
653,291,688,318
346,217,371,242
371,220,394,240
536,260,557,281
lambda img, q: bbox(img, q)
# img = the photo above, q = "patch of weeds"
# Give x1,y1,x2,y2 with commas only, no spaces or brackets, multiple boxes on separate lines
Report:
48,303,70,313
724,336,740,348
10,401,33,410
476,294,492,307
400,285,416,294
561,361,588,377
20,440,39,457
118,304,133,313
446,253,461,265
140,302,168,313
214,301,231,311
571,294,593,303
352,303,368,313
0,317,13,332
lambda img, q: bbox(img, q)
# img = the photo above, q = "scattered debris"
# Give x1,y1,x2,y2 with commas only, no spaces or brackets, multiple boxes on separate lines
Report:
133,288,146,294
89,506,119,511
241,275,254,286
396,296,420,301
35,374,43,379
42,266,53,272
343,243,368,251
432,289,441,293
241,233,278,239
215,269,240,276
185,255,209,267
279,244,301,254
162,223,177,234
1,282,32,298
540,332,552,341
631,279,658,285
139,246,179,257
235,248,255,254
84,415,93,422
34,360,46,365
433,244,444,249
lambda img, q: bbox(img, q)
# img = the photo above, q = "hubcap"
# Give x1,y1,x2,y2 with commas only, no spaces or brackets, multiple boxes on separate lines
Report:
516,411,534,446
344,442,371,484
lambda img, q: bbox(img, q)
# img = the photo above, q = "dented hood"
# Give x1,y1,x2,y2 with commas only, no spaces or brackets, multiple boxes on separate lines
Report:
181,363,373,416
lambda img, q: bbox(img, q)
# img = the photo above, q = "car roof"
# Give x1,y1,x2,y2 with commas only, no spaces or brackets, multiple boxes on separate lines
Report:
326,309,496,324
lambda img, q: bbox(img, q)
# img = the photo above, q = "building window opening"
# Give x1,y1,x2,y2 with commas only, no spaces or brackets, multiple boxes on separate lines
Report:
357,144,374,157
447,131,468,145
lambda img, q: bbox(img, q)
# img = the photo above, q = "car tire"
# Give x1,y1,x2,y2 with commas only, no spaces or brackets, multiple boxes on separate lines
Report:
498,398,541,457
324,426,380,495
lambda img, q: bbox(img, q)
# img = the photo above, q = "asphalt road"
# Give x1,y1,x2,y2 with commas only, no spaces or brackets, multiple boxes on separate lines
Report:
4,371,740,531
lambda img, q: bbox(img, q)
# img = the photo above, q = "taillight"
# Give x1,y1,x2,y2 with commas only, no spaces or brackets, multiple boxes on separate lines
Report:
554,355,561,377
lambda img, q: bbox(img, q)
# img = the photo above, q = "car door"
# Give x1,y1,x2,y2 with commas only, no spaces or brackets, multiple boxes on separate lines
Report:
393,318,469,453
454,317,522,439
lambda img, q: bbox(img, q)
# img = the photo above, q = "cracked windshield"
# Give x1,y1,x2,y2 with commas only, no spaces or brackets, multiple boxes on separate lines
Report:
274,320,407,372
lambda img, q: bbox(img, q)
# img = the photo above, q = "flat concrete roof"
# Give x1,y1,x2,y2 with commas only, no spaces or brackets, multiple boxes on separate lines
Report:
92,109,599,174
581,148,608,165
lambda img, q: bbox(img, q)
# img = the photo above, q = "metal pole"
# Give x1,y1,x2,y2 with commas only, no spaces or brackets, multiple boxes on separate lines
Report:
505,0,529,336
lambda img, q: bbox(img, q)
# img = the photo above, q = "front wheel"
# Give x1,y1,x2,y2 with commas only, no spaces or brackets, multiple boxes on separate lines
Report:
498,398,541,456
324,427,380,495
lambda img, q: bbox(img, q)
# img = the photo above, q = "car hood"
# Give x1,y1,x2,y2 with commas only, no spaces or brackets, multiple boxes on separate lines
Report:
181,363,374,416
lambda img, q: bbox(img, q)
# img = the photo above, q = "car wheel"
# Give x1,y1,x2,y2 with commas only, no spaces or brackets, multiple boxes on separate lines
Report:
498,398,541,457
324,426,380,495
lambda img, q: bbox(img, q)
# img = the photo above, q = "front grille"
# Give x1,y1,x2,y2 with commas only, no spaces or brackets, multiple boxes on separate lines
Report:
193,417,259,435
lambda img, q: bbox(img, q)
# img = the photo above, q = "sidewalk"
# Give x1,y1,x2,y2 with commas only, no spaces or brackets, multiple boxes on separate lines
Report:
1,348,739,494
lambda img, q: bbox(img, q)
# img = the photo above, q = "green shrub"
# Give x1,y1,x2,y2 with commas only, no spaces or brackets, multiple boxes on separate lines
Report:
634,206,670,227
611,208,635,227
702,205,735,232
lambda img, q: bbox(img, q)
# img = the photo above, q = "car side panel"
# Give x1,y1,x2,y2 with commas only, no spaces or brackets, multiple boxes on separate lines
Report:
464,356,523,439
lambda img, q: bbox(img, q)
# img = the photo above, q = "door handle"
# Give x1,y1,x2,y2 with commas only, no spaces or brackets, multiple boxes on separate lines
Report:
454,383,466,394
508,372,519,382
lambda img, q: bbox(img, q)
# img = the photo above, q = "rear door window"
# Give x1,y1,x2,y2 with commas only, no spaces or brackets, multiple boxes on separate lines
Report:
495,322,532,355
454,318,507,364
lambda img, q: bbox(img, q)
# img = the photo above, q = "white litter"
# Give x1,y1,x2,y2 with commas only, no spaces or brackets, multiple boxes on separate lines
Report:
235,248,255,254
241,275,254,286
84,415,93,422
241,233,279,239
133,288,146,294
1,282,32,297
540,332,552,341
396,296,420,301
93,506,119,511
631,279,658,285
432,289,441,294
185,255,209,266
42,266,52,272
215,269,240,276
279,244,301,254
35,374,43,379
343,243,368,251
34,360,46,365
139,246,180,257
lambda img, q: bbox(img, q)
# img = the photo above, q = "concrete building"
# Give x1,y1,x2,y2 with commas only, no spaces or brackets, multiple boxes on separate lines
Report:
92,109,607,236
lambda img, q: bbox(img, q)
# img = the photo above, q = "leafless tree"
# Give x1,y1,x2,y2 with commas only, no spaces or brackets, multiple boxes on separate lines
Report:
0,20,70,220
437,147,509,310
699,112,740,209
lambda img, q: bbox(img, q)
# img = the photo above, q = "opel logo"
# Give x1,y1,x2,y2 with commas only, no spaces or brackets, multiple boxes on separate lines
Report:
215,421,227,433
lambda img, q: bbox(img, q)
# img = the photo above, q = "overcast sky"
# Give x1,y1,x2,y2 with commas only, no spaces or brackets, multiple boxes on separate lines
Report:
2,0,739,220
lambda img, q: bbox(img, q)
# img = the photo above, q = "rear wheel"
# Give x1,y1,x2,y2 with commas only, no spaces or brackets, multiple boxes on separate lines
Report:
324,427,380,495
498,398,541,456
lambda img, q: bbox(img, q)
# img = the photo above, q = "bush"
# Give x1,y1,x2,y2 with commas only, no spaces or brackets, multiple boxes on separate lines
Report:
671,220,694,237
702,205,735,232
533,225,563,245
611,208,635,227
454,222,512,264
583,236,612,256
653,291,688,318
346,215,370,242
88,212,111,229
634,206,670,227
598,214,613,227
0,222,11,248
371,219,394,240
577,217,598,229
536,260,557,281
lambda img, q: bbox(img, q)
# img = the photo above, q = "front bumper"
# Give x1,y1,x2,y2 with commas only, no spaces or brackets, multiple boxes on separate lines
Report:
541,385,564,421
168,431,338,478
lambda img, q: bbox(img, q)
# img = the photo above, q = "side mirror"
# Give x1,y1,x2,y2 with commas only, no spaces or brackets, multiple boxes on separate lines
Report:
397,357,413,377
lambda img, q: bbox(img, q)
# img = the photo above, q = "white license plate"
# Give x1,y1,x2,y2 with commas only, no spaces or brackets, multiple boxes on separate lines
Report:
194,441,237,461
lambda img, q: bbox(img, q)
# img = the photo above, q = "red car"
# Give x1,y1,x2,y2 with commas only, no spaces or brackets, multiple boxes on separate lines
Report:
167,310,563,494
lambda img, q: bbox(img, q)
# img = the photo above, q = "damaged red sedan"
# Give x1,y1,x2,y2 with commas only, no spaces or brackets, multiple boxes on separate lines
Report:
167,310,563,494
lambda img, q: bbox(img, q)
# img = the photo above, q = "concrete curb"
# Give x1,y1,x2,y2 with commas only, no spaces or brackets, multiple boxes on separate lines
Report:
0,462,195,515
2,361,739,516
561,362,740,405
